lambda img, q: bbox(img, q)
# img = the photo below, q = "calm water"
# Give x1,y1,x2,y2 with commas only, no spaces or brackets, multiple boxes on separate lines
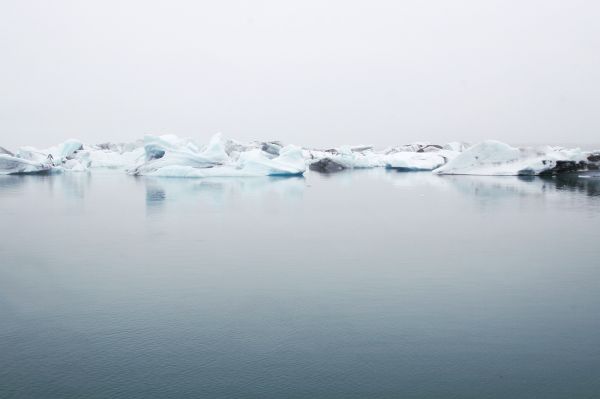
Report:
1,170,599,399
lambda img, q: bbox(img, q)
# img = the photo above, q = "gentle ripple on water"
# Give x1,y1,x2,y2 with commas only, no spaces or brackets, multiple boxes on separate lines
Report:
0,170,599,399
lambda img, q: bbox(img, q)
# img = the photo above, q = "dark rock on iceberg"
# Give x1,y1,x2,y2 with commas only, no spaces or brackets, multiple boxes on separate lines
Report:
587,153,600,170
538,160,588,175
534,155,600,176
309,158,347,173
588,153,600,162
261,141,283,156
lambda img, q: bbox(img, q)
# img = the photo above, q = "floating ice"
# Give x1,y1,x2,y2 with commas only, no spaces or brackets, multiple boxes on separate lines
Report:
309,158,348,173
0,154,52,175
385,152,451,171
305,146,386,171
434,140,589,176
2,136,597,178
128,134,306,177
306,142,464,172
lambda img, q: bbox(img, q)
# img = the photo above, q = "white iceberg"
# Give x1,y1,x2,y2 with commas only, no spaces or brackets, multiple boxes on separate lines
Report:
84,147,143,169
385,151,454,171
14,139,90,172
4,135,594,179
128,134,306,177
0,153,53,175
306,141,469,172
434,140,588,176
306,146,386,171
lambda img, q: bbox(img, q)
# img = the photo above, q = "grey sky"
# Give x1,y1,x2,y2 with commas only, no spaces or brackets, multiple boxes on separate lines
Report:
2,0,599,149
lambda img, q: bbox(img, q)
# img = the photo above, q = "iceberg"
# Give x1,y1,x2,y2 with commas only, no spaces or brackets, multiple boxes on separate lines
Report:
4,135,595,179
309,158,348,173
306,146,386,171
15,139,89,172
85,147,143,169
434,140,590,176
0,153,53,175
306,142,466,173
128,134,306,177
385,152,451,171
0,146,14,156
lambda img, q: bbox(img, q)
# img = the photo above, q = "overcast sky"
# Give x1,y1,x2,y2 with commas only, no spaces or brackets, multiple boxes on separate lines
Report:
1,0,599,149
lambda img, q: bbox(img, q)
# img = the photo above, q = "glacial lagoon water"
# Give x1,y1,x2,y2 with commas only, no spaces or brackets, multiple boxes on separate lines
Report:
1,169,599,399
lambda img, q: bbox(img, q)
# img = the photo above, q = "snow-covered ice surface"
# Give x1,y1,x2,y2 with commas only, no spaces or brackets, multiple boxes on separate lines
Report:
434,140,591,176
0,154,53,175
385,151,456,171
129,134,306,177
1,136,598,177
305,142,465,172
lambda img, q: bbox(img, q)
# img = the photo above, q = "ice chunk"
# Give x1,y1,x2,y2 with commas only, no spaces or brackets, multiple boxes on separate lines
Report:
62,158,88,172
53,139,84,160
0,154,52,175
237,145,305,176
259,141,284,156
309,158,347,173
306,146,386,170
16,146,50,163
84,147,143,169
434,140,588,176
129,134,305,177
385,152,449,171
0,146,14,156
199,133,229,163
129,134,224,175
16,139,85,168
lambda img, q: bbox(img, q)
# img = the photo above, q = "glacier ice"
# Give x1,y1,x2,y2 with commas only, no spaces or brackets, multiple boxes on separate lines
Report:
1,135,598,178
304,146,386,170
128,134,306,177
433,140,592,176
385,152,452,171
0,154,53,175
305,142,464,172
309,158,348,173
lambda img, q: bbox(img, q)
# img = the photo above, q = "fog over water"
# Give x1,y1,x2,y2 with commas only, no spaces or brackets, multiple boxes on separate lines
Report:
2,0,600,149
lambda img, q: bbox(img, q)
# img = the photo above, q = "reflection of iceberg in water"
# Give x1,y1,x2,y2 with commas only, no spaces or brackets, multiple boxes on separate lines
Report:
381,168,451,190
441,175,550,199
0,173,89,200
306,168,452,191
440,174,600,201
0,175,29,190
53,173,92,200
143,175,306,210
551,173,600,197
145,186,167,208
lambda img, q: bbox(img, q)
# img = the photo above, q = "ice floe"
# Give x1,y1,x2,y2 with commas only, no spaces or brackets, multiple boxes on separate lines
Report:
305,142,463,172
434,140,596,176
385,152,452,171
0,154,53,175
128,134,306,177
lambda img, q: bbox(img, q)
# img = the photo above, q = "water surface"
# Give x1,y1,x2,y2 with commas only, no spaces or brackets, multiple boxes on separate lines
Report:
1,170,599,398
